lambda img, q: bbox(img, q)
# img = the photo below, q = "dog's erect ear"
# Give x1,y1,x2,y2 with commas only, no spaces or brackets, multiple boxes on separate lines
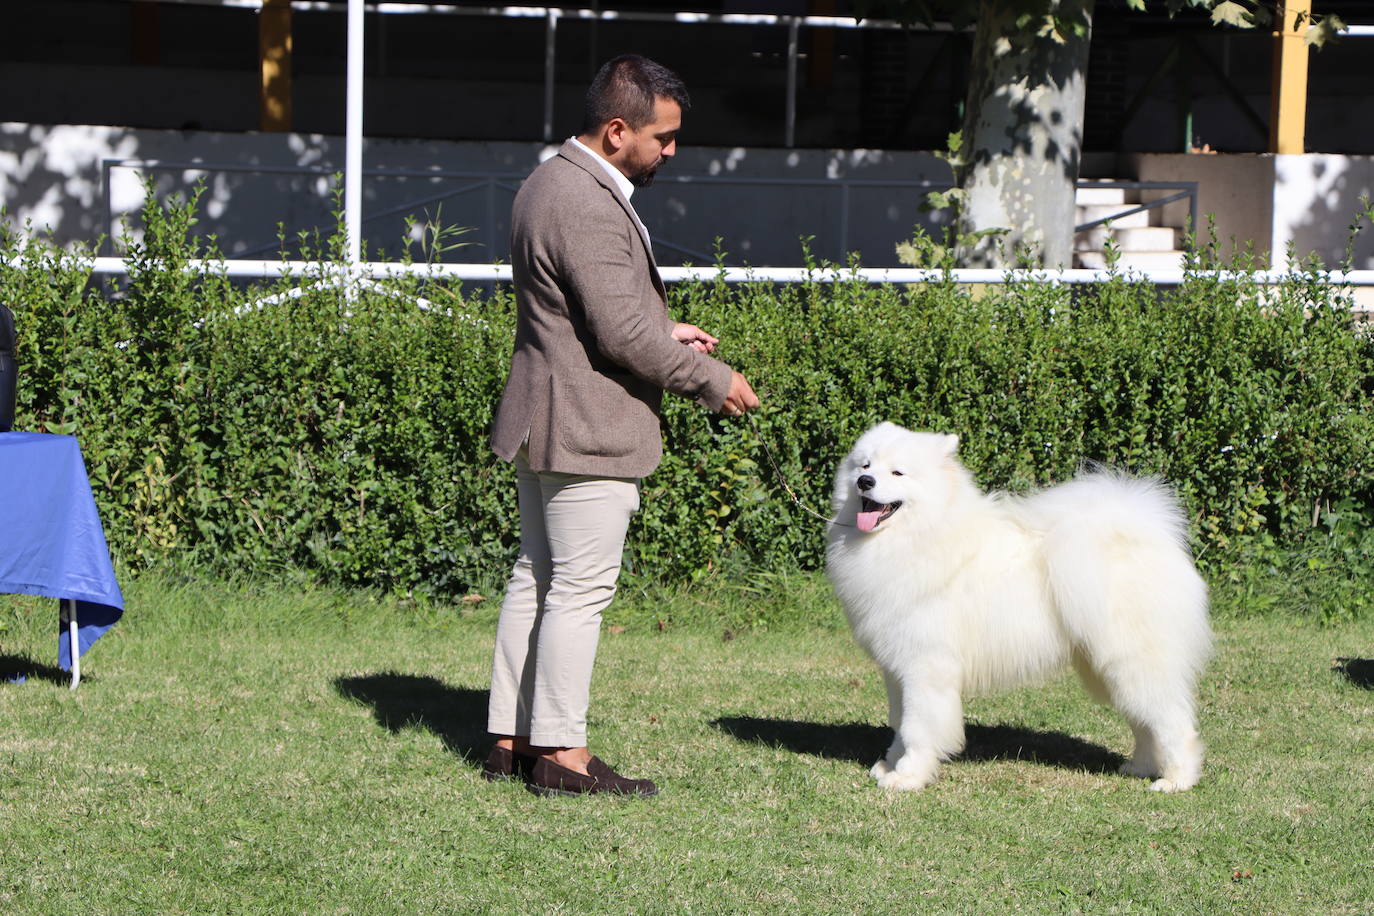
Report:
941,434,959,457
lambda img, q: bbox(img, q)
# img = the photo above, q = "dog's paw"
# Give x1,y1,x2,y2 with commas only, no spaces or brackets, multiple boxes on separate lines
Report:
876,752,939,790
869,759,894,780
876,769,935,792
1148,768,1200,793
1148,777,1184,793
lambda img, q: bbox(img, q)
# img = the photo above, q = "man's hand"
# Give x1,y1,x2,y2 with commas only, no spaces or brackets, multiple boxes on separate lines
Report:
669,323,756,416
721,371,760,417
672,323,718,354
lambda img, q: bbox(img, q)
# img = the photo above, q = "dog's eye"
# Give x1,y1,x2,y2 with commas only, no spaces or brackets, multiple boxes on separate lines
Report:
891,470,904,476
861,462,870,469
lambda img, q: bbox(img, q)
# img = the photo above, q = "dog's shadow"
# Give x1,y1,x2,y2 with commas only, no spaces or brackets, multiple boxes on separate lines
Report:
711,716,1124,774
334,672,490,766
1335,658,1374,690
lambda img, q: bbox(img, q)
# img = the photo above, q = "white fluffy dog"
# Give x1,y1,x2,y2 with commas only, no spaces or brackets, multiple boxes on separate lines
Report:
825,423,1212,792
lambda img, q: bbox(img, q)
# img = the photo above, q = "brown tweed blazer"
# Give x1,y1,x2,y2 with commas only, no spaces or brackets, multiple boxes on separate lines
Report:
490,140,734,478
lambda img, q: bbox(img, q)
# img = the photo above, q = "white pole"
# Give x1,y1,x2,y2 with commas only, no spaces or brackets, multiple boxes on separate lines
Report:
66,600,81,690
346,0,364,265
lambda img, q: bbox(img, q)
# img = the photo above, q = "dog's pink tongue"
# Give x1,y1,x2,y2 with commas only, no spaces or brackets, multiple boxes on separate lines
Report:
856,509,882,532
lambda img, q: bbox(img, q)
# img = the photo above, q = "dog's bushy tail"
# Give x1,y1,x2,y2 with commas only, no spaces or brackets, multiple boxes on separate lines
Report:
1037,470,1191,551
1031,473,1213,696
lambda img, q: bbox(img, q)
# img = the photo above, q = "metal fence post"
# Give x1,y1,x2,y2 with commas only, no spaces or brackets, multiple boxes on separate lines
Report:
544,9,560,143
785,17,799,148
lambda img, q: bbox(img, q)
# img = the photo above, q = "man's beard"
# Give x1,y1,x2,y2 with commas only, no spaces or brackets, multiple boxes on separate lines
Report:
630,159,664,188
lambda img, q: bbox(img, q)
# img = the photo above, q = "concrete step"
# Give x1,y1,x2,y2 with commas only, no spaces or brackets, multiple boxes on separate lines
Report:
1075,250,1185,270
1075,203,1153,228
1075,225,1182,251
1074,185,1131,206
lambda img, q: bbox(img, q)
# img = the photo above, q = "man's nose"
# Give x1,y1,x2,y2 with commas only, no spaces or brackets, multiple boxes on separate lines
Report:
662,138,676,158
857,475,875,492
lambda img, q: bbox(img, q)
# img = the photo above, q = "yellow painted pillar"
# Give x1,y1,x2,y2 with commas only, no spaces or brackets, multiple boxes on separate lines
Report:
808,0,835,90
259,0,293,132
1268,0,1310,154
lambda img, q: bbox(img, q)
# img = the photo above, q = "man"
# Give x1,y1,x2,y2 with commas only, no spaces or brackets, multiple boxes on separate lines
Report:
484,55,760,798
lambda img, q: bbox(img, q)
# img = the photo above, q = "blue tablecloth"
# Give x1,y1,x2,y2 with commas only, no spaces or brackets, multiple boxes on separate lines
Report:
0,432,124,672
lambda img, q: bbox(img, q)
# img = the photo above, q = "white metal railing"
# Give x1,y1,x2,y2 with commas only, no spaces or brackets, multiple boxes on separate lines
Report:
63,256,1374,292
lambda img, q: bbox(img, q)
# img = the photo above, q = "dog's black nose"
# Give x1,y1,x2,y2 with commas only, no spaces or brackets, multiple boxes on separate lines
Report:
857,475,875,492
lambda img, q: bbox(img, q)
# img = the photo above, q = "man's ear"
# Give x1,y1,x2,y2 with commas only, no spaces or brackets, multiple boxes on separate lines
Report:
604,117,630,152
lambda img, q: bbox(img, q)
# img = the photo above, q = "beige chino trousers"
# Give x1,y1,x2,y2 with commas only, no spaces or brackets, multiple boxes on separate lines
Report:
487,446,640,747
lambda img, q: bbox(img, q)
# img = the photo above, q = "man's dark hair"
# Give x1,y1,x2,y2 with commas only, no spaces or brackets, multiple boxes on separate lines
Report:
581,55,690,133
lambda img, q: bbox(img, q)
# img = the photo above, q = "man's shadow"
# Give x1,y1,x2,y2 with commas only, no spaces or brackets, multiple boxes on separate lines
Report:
334,673,490,765
1334,658,1374,690
0,652,72,685
710,716,1123,774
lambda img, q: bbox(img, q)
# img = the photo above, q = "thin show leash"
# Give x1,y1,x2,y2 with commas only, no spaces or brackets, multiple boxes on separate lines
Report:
739,408,854,528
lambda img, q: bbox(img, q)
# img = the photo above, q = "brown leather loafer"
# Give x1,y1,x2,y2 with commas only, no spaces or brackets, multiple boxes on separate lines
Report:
527,755,659,798
481,745,536,782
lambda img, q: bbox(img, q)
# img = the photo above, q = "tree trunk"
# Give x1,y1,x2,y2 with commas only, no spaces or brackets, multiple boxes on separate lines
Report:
957,0,1093,268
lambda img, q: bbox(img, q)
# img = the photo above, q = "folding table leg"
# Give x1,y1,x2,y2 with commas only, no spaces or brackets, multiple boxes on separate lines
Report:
64,599,80,690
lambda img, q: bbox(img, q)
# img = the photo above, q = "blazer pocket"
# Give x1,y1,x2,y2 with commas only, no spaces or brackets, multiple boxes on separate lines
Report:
556,369,656,459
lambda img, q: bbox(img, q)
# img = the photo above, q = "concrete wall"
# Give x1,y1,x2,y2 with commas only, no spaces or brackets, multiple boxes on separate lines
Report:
6,123,1371,272
1272,155,1374,271
0,122,950,269
1128,152,1374,270
1128,153,1276,265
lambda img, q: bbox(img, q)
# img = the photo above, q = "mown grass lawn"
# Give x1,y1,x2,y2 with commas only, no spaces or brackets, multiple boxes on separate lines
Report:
2,574,1372,915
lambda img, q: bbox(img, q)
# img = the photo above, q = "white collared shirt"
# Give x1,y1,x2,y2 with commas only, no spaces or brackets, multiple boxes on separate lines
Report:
569,136,651,250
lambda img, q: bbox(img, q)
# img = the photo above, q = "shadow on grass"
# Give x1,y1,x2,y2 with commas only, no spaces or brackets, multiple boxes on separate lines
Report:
334,672,490,765
0,653,72,685
711,716,1123,774
711,717,888,763
1334,657,1374,690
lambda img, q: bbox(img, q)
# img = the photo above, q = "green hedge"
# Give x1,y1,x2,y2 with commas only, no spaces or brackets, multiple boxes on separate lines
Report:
3,193,1373,600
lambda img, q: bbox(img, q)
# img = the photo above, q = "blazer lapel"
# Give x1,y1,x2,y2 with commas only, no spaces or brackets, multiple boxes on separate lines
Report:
557,141,665,296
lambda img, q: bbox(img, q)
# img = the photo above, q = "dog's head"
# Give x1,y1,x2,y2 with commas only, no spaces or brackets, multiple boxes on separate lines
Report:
830,422,966,534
